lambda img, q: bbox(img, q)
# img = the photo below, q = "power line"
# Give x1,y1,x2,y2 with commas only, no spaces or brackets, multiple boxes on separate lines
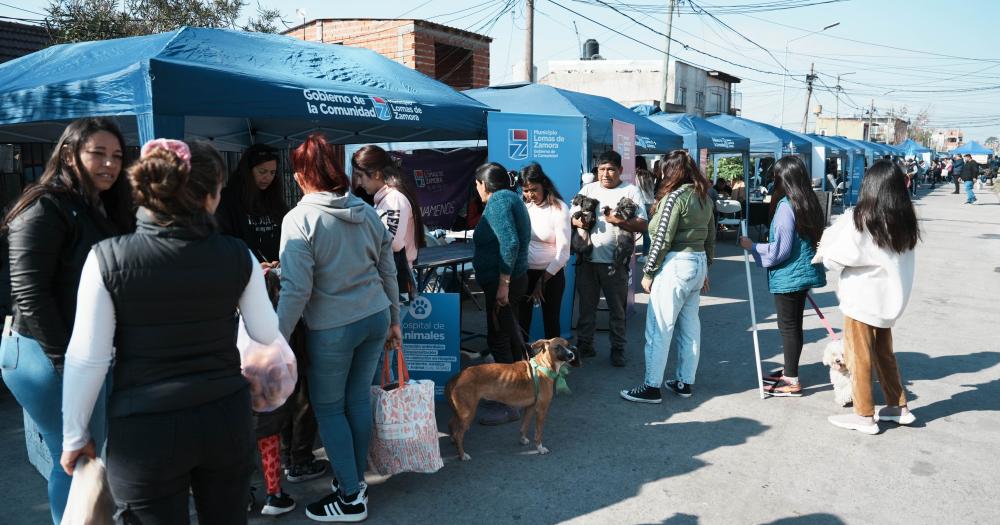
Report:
552,0,793,77
0,1,46,17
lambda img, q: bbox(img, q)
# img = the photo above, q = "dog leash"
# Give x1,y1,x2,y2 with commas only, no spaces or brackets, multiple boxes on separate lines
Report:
806,293,839,341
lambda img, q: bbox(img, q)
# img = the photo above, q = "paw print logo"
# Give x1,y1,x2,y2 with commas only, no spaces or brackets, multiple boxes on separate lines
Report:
408,296,432,320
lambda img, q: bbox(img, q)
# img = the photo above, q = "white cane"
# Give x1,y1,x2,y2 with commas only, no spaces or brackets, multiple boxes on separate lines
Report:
741,220,765,399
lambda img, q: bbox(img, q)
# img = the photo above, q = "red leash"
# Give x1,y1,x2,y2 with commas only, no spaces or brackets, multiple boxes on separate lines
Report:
806,293,839,341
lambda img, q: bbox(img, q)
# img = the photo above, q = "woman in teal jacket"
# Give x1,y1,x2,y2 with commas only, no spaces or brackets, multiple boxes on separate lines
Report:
471,162,532,425
740,156,826,397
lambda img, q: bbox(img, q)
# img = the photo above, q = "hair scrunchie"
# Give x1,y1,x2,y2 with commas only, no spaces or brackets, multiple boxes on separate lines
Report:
141,138,192,171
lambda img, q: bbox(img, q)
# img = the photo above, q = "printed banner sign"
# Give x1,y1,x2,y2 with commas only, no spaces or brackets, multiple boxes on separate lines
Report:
392,149,486,230
302,90,424,122
846,154,864,206
487,112,587,340
612,119,636,184
401,293,461,399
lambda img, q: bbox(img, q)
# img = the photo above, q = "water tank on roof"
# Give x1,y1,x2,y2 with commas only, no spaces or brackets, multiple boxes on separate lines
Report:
583,39,600,60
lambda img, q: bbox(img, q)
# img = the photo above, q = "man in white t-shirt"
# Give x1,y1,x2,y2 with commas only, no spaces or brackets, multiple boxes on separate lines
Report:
571,150,648,366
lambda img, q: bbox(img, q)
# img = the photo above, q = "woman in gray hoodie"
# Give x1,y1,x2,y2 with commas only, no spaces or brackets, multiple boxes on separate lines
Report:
277,134,400,523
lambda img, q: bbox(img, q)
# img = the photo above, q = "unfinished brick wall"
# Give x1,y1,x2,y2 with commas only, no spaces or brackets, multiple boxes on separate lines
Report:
285,19,491,90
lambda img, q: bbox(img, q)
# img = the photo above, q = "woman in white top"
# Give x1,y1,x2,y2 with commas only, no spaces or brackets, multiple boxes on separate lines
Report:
352,145,425,297
516,163,571,339
814,159,919,435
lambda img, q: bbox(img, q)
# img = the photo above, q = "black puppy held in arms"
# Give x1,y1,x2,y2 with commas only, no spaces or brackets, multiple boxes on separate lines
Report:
605,197,639,276
445,338,579,461
570,194,599,257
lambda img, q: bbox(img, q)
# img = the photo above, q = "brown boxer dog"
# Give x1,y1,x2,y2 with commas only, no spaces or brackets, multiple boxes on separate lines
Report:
445,337,577,461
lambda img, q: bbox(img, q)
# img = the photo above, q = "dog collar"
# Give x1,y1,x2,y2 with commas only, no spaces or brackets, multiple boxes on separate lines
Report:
529,357,571,396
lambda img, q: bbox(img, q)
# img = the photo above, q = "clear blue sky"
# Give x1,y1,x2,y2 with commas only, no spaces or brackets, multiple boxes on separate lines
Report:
4,0,999,142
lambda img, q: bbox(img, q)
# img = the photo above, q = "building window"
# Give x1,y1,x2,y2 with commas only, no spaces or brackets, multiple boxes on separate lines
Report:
710,93,723,113
676,86,687,106
695,91,705,110
434,42,473,91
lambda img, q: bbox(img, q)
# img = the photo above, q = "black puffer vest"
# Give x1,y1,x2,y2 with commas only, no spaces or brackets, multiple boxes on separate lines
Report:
93,210,252,417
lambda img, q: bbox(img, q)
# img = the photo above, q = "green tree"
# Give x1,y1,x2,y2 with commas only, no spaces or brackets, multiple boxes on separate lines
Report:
985,136,999,152
706,156,744,181
46,0,282,44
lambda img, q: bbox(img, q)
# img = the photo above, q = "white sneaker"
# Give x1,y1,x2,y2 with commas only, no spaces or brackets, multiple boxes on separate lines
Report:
874,407,916,425
828,413,879,435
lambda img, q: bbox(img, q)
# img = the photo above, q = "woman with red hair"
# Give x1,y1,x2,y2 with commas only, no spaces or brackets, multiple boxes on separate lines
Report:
277,133,400,522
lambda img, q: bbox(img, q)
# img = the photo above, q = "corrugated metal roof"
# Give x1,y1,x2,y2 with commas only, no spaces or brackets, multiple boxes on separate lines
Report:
0,21,51,64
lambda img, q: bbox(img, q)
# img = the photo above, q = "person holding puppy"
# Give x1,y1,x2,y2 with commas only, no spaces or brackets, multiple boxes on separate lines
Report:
518,162,571,340
471,162,532,426
572,150,648,367
621,150,713,403
814,159,918,435
739,156,827,397
60,139,282,523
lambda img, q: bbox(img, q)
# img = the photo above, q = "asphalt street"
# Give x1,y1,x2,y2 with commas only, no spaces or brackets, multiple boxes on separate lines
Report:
3,182,998,525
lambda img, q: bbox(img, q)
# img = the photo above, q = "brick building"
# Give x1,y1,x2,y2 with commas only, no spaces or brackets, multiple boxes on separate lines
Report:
283,19,491,91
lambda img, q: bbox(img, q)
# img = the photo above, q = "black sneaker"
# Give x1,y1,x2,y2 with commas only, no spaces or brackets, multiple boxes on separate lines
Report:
665,380,693,398
577,345,597,358
286,460,328,483
620,384,662,404
261,492,296,516
610,348,626,367
305,491,367,522
330,479,368,503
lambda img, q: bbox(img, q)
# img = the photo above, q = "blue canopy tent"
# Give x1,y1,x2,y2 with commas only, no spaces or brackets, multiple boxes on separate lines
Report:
646,113,749,155
792,132,846,190
707,115,812,172
822,136,867,205
0,27,493,148
465,83,683,155
951,141,994,156
896,138,932,157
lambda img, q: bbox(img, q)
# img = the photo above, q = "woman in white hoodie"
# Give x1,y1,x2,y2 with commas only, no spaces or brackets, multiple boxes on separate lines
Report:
814,159,919,435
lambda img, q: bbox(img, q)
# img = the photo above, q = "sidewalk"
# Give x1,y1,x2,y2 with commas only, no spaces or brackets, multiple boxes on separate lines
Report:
3,184,998,524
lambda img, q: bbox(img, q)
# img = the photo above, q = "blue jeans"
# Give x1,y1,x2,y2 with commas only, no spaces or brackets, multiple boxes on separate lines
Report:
306,309,390,498
964,180,977,203
1,333,108,525
643,252,708,387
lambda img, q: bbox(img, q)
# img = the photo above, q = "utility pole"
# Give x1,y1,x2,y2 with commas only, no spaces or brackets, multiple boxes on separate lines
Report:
524,0,534,82
867,99,875,141
834,74,841,135
659,0,677,112
801,63,815,133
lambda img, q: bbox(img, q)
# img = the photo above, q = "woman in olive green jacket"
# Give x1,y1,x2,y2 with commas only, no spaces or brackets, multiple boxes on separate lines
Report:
621,150,714,403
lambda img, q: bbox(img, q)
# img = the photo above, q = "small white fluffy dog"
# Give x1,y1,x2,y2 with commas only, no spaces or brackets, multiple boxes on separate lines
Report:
822,340,853,407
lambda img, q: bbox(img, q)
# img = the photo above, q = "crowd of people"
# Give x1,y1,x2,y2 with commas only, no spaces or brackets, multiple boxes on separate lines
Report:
0,117,927,524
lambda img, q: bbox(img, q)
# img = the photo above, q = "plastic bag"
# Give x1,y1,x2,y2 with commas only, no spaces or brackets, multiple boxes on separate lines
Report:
62,456,114,525
236,317,297,413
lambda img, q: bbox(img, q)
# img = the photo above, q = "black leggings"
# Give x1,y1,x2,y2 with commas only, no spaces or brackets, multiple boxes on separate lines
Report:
481,273,529,364
516,269,566,340
774,290,808,378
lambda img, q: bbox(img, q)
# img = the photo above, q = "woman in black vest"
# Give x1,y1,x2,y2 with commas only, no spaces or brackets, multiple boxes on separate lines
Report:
59,139,281,524
1,117,132,525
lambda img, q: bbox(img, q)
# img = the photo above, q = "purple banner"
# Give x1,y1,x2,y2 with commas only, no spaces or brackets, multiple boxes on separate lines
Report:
392,149,486,230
